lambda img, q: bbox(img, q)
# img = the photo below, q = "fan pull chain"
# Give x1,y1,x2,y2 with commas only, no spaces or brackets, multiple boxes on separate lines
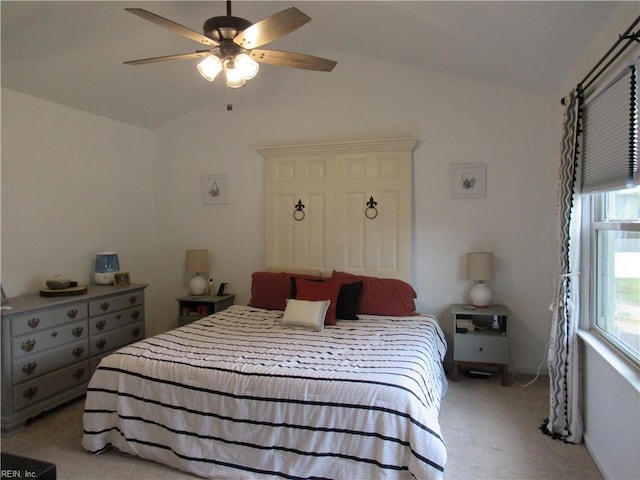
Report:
226,85,233,111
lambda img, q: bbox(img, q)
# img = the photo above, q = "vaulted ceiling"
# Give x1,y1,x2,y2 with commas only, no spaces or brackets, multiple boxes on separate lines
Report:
1,1,619,129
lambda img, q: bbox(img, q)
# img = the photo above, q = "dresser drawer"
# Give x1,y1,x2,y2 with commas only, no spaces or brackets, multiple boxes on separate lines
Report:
89,306,144,335
10,311,55,336
12,339,88,384
89,291,143,317
13,361,90,411
91,321,144,356
454,333,508,364
11,303,87,336
53,303,88,324
12,319,87,360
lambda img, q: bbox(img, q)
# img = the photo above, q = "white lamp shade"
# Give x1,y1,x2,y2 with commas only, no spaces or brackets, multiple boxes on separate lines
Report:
197,55,222,82
225,63,247,88
466,252,495,281
234,53,259,79
185,249,209,273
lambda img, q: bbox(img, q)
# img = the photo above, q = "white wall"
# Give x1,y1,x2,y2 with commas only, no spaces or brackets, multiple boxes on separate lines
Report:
550,3,640,479
1,88,160,326
152,50,555,372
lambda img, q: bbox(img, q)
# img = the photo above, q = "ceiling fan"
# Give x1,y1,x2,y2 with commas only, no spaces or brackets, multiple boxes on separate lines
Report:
124,1,337,108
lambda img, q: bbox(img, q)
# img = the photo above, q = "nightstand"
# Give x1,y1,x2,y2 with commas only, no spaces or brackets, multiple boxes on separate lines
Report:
451,304,510,386
176,294,235,327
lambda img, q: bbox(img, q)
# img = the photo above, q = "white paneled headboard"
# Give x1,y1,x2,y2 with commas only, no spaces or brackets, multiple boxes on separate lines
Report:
259,137,417,282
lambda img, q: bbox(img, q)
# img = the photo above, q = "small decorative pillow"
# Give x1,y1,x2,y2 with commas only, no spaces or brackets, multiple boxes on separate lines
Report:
281,299,330,331
335,281,363,320
295,278,342,326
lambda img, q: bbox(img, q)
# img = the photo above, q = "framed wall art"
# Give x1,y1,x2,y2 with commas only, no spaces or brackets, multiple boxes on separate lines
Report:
201,174,229,205
450,163,487,198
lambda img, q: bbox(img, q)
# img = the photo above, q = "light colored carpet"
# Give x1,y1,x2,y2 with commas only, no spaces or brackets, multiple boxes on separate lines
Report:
1,373,602,479
439,373,602,480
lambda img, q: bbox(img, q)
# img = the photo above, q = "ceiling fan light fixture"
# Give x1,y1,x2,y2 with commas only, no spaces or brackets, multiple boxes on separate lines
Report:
234,53,259,80
197,55,223,81
225,62,247,88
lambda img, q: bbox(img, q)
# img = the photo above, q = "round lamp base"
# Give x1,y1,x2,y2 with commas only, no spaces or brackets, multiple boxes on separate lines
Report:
470,282,492,307
189,274,207,297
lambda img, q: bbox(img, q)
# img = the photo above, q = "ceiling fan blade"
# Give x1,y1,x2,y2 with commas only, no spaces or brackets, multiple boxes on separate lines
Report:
234,7,311,49
251,49,337,72
124,51,210,66
125,8,218,47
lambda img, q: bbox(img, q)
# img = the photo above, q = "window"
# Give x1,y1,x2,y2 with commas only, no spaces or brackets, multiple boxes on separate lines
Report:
580,57,639,364
586,188,640,362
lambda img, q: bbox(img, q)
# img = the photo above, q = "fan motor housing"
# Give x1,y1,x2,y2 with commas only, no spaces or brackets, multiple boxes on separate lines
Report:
203,15,252,41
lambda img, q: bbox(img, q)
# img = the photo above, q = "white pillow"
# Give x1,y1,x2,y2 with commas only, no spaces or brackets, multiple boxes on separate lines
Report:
281,299,330,331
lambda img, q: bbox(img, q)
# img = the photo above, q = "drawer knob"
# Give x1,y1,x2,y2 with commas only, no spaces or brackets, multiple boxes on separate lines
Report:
27,318,40,329
131,327,141,338
128,295,137,305
479,347,483,352
96,339,107,350
73,368,85,380
22,362,37,375
95,320,106,331
131,310,140,320
72,326,84,338
72,346,84,358
23,386,38,399
67,308,78,319
21,339,36,352
51,331,58,338
100,302,110,311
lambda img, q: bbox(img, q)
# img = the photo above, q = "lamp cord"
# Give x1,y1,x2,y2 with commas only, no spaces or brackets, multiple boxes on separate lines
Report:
511,340,550,387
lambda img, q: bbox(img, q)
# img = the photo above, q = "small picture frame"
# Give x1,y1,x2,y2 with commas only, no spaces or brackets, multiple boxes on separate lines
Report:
201,174,229,205
114,272,131,286
450,163,487,198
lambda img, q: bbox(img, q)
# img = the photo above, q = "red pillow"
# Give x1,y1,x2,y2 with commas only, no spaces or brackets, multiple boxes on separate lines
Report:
249,272,323,310
295,278,342,326
331,270,417,316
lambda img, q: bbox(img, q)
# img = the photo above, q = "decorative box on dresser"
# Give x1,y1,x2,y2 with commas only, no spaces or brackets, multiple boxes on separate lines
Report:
1,284,147,435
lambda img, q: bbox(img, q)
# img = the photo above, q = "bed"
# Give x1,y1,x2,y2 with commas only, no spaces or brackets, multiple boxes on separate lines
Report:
82,272,448,479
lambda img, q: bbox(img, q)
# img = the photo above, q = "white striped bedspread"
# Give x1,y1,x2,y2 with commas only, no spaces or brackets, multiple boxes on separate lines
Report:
82,305,448,480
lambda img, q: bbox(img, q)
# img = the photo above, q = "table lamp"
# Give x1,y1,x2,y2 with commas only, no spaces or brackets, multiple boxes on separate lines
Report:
185,249,209,296
95,252,120,285
466,252,494,307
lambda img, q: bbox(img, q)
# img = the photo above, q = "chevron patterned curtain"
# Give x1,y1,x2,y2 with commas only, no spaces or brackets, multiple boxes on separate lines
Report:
543,89,584,444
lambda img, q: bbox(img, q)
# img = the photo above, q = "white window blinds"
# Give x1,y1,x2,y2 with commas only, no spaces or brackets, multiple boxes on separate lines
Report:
581,61,638,193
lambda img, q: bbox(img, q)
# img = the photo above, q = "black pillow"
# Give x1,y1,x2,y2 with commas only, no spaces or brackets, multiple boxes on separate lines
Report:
291,278,362,320
335,281,363,320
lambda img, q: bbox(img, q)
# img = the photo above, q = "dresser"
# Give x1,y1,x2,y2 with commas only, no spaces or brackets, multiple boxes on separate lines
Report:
1,284,146,435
